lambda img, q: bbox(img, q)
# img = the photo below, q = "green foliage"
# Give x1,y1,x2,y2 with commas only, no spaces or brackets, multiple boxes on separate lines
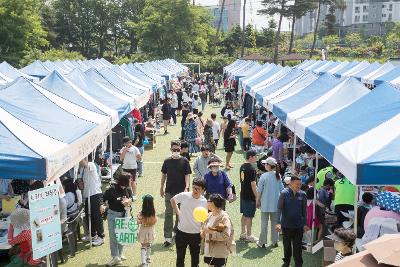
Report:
322,35,340,46
385,23,400,53
20,49,85,66
344,32,363,47
296,33,316,49
245,24,257,49
0,0,48,66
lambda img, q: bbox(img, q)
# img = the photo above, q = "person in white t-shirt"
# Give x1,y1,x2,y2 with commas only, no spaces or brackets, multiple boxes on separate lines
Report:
171,90,178,125
171,178,207,267
79,155,104,246
211,113,221,147
120,136,142,200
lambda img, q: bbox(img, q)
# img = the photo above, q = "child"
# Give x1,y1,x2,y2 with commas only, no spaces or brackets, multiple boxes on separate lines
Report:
137,195,157,267
327,228,356,262
7,208,42,267
357,192,373,238
306,187,325,242
241,118,251,151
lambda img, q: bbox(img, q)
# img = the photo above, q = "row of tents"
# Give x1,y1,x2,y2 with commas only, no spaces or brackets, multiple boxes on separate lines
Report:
0,58,188,182
224,59,400,186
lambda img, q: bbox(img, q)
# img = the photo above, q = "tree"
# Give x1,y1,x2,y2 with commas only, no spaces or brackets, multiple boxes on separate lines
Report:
287,0,315,53
322,34,339,46
256,20,275,48
309,0,346,58
385,23,400,52
259,0,291,63
134,0,213,59
245,24,257,48
344,32,362,47
240,0,247,57
0,0,48,65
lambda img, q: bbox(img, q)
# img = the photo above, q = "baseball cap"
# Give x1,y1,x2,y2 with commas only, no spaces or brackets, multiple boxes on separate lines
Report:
261,157,277,166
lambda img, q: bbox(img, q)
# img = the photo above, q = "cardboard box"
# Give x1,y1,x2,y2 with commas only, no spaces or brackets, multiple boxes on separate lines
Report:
323,240,336,266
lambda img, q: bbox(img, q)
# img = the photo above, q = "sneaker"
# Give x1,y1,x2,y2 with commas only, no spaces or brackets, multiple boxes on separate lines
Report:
256,241,266,248
92,237,104,246
246,235,259,243
271,242,278,248
120,255,127,261
163,238,172,247
146,257,151,263
81,235,90,242
138,174,143,177
132,195,137,201
106,257,121,266
239,233,247,241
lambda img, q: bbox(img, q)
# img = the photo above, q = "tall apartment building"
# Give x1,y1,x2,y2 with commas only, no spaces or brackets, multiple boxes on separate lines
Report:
220,0,242,31
207,5,229,32
295,0,400,37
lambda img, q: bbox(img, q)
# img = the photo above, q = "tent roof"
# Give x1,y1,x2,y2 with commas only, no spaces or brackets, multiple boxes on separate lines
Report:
20,60,51,78
304,82,400,185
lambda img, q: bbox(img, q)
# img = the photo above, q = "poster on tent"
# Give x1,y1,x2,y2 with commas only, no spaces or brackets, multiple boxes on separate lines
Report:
28,184,62,260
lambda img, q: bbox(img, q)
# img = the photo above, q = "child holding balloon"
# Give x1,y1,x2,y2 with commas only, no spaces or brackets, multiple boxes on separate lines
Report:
137,195,157,267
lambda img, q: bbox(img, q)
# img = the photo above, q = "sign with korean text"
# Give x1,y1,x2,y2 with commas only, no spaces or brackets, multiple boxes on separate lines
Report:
29,184,62,259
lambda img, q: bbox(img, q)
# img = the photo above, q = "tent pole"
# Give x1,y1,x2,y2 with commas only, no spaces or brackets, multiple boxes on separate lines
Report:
109,131,113,181
88,152,93,249
354,186,359,236
292,132,297,173
311,152,319,246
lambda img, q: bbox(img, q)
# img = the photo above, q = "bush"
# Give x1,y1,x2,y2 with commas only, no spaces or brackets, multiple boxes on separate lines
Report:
20,49,85,67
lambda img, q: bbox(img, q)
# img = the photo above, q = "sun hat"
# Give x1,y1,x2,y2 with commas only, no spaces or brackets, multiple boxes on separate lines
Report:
284,176,291,185
208,160,222,168
261,157,277,166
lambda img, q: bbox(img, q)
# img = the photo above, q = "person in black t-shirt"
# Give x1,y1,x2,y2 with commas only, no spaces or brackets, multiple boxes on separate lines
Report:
160,141,192,247
133,122,145,177
101,173,133,266
239,150,258,243
162,98,172,135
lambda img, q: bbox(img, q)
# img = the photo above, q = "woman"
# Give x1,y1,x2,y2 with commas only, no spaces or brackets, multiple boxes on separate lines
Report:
161,98,172,135
180,102,190,140
101,173,133,267
184,113,199,154
62,178,79,220
192,94,199,114
196,112,205,137
204,159,233,202
255,157,283,248
201,193,234,267
203,119,216,153
134,123,145,177
223,119,236,170
272,131,289,176
252,120,267,154
176,89,183,116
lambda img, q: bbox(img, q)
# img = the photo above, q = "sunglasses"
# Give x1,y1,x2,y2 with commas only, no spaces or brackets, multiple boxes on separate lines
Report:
172,148,181,152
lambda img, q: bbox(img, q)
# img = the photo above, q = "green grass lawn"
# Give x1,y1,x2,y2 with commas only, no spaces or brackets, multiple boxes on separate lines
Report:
56,104,322,267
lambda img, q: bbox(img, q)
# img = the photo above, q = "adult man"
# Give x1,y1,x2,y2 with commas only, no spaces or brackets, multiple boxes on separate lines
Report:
160,141,192,247
79,155,104,246
161,98,172,135
276,176,308,267
210,113,220,146
193,145,222,179
120,136,141,199
239,150,258,242
171,178,207,267
170,90,178,125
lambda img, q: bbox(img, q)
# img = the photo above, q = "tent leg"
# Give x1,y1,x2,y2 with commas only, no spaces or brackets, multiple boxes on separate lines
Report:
311,152,319,246
109,131,113,180
292,133,297,173
354,186,359,236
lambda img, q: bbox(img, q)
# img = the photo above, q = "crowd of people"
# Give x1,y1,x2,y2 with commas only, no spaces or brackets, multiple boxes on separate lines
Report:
1,70,399,267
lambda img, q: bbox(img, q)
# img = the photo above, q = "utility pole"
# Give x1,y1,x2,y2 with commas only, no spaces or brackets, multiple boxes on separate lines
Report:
193,0,195,5
241,0,247,57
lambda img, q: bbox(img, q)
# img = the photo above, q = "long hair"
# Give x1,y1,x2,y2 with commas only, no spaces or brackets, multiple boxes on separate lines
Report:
141,194,155,218
135,123,145,139
63,178,78,203
269,164,281,180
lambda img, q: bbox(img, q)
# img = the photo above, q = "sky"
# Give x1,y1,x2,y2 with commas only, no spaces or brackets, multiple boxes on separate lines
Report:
196,0,290,31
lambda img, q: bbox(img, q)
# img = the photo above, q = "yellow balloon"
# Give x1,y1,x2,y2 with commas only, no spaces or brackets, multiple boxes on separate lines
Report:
193,207,208,223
